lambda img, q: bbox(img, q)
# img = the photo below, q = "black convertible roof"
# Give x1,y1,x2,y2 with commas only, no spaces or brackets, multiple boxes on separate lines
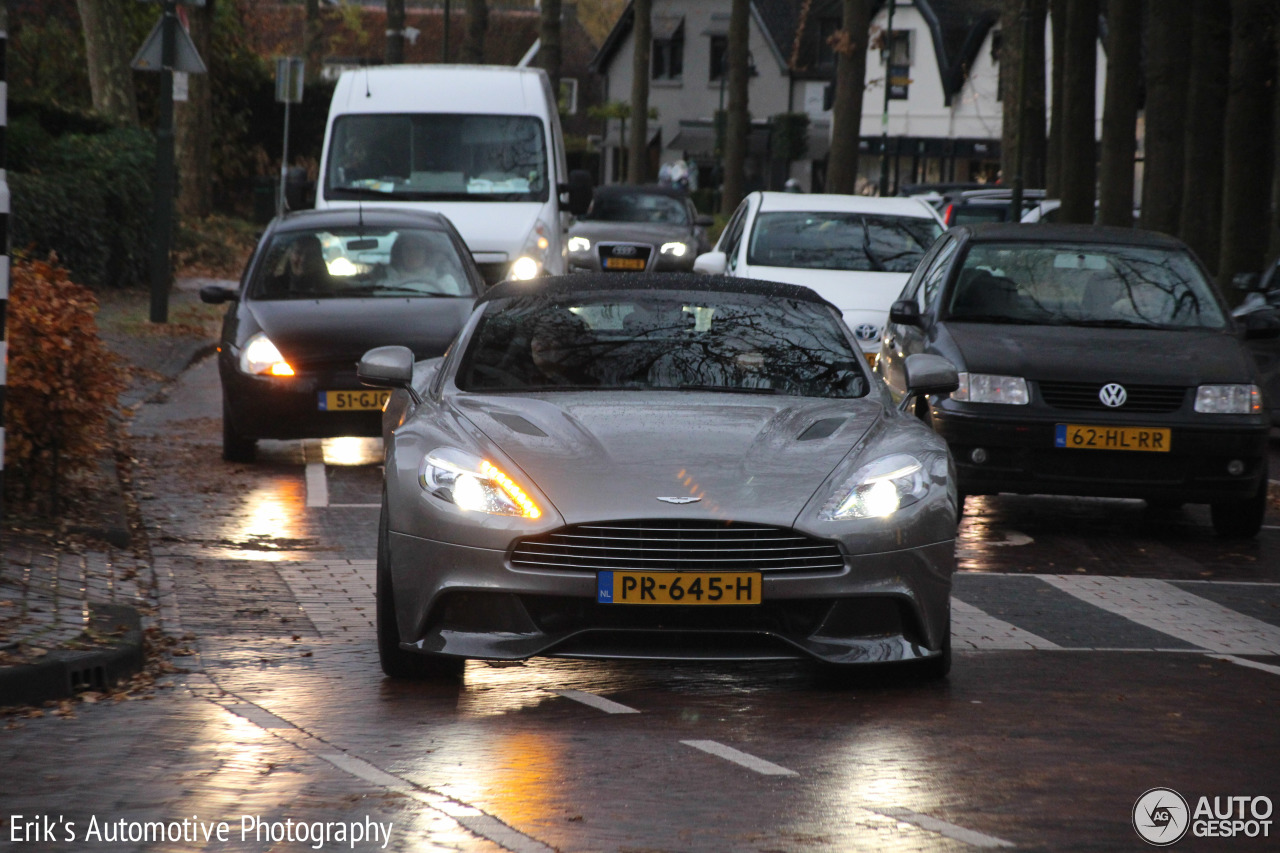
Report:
961,223,1188,248
479,272,836,309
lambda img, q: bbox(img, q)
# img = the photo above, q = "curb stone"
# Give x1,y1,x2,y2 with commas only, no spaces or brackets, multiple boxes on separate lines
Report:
0,605,144,709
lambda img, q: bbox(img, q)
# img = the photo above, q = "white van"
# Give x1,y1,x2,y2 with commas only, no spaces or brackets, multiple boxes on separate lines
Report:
316,65,591,283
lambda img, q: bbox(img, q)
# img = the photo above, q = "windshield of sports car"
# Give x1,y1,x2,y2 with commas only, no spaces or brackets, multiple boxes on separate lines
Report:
582,192,690,225
249,227,478,299
747,212,943,272
946,242,1227,329
325,114,548,202
456,291,869,397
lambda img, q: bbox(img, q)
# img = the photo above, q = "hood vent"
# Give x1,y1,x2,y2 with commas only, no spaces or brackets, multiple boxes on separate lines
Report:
489,412,548,436
797,417,846,441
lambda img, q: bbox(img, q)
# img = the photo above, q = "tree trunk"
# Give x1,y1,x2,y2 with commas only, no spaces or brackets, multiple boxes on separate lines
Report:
176,2,214,219
720,0,752,211
1218,0,1276,299
825,0,871,195
628,0,652,184
305,0,324,84
386,0,405,65
1139,1,1192,234
1045,0,1065,196
462,0,488,64
1001,0,1049,191
75,0,139,125
1097,0,1140,227
1179,0,1230,271
1058,0,1096,224
540,0,563,101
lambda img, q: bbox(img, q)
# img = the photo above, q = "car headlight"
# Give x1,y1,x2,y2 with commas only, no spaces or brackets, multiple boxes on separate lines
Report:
420,447,542,519
508,219,555,281
567,236,591,253
819,453,929,520
660,241,689,257
509,256,542,280
1194,384,1262,414
239,332,295,376
951,372,1029,404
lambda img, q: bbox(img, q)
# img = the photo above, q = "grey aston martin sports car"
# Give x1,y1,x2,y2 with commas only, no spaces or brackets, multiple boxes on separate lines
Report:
359,273,960,680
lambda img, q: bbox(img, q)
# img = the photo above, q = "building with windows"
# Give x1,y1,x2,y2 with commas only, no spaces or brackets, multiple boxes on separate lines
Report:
590,0,1106,194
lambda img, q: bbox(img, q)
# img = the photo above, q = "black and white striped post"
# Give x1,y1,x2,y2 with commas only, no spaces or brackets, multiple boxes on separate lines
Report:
0,17,9,521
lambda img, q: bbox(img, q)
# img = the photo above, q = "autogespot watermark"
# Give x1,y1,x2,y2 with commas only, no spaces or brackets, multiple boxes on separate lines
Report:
1133,788,1274,845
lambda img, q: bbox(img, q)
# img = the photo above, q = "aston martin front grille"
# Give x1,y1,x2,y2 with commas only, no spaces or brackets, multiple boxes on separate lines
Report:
510,520,845,574
1038,381,1187,413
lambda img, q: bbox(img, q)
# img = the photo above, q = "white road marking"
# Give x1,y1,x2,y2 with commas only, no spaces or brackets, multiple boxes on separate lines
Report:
1208,654,1280,677
874,807,1016,848
328,503,380,508
305,461,328,507
680,740,798,776
951,598,1063,650
554,689,640,714
1040,575,1280,655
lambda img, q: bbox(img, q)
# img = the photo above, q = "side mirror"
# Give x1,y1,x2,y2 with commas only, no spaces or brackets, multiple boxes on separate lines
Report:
199,284,238,304
889,299,923,326
694,214,715,227
904,353,959,397
284,166,314,211
1241,308,1280,340
693,251,728,275
358,345,415,388
561,169,594,217
1234,272,1263,293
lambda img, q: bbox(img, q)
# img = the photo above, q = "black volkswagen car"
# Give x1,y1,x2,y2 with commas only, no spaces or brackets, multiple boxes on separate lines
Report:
201,208,482,462
878,224,1278,537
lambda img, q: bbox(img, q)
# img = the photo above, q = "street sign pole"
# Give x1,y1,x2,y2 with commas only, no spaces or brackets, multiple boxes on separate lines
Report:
276,57,304,218
878,0,896,197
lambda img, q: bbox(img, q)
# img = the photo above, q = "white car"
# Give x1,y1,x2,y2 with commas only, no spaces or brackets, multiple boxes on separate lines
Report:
693,192,946,364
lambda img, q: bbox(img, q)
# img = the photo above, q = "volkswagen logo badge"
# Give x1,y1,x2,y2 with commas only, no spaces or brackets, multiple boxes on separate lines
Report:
612,245,637,257
854,323,881,342
656,496,701,504
1099,383,1128,408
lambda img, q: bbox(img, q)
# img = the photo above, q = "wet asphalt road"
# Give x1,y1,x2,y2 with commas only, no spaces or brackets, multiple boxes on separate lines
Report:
3,354,1279,853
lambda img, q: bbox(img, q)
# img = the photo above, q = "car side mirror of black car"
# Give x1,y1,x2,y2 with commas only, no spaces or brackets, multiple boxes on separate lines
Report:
1240,308,1280,340
199,284,238,304
1233,271,1263,292
560,169,594,217
695,214,715,227
903,353,960,397
359,346,420,403
889,299,923,326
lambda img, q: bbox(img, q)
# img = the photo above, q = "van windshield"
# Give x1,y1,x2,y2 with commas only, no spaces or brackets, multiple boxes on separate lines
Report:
326,114,549,202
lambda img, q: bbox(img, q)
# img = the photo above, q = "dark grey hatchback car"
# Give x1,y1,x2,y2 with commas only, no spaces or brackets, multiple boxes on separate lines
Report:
878,224,1278,537
201,208,482,462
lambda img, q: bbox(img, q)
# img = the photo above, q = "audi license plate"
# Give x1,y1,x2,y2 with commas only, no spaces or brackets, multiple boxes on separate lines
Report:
604,257,646,270
318,390,391,411
597,571,762,605
1055,423,1171,452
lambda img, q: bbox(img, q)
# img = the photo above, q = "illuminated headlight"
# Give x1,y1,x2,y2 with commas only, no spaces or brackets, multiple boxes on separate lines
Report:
239,332,295,376
567,236,591,253
660,241,689,257
1194,384,1262,414
951,372,1029,405
509,256,542,281
820,454,929,520
420,447,542,519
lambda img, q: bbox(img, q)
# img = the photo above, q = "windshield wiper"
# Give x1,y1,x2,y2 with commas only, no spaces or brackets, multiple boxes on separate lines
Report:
1063,318,1173,330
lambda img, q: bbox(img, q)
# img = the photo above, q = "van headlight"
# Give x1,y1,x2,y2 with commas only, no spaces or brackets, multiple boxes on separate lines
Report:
951,372,1029,404
509,219,554,280
1194,384,1262,414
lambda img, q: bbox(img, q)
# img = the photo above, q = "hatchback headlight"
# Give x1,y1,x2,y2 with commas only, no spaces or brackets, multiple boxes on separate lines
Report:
239,332,295,376
420,447,542,519
567,236,591,253
1194,384,1262,414
660,241,689,257
951,372,1029,405
820,454,929,520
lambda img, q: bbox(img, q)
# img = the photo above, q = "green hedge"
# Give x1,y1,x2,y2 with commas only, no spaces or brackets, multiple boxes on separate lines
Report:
11,122,156,289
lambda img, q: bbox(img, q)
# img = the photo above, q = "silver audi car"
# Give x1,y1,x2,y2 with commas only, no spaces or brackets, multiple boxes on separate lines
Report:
359,273,960,680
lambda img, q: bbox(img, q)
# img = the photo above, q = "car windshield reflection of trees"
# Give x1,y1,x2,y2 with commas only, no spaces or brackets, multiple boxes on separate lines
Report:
585,193,690,225
945,244,1227,330
747,213,942,272
457,294,868,398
